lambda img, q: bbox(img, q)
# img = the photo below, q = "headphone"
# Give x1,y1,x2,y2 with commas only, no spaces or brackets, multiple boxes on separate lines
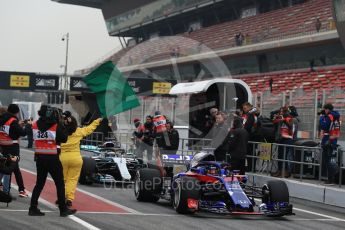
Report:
38,105,54,118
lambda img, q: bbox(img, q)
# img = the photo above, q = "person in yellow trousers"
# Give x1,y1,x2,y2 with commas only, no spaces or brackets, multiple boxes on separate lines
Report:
60,111,102,207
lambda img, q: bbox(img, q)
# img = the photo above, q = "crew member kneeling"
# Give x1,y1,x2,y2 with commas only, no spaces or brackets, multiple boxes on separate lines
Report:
0,154,18,203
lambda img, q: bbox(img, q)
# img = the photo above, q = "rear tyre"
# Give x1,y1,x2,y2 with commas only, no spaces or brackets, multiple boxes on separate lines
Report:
79,157,96,185
262,180,289,203
173,177,200,214
134,168,162,202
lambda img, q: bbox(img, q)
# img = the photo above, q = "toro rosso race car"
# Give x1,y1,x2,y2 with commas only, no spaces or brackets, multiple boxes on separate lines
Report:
80,142,145,184
134,152,294,216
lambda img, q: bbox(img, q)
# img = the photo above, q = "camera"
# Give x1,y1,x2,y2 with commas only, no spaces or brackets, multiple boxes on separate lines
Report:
318,109,326,115
48,107,63,123
270,109,281,120
0,153,17,163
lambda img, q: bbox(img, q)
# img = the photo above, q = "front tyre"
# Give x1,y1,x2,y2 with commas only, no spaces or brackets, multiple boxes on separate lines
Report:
173,177,200,214
79,157,96,185
262,180,289,203
134,168,161,202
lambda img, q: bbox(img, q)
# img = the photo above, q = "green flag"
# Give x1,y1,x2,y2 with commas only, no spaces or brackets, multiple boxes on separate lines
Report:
83,61,140,117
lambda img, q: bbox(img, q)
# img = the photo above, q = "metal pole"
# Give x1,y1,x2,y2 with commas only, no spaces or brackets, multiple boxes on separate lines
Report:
289,91,293,106
282,92,286,106
260,92,263,115
313,89,318,140
223,84,226,111
62,32,69,111
282,145,286,178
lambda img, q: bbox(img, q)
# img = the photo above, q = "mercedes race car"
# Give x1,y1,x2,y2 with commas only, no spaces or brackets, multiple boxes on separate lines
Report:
80,142,145,184
134,152,294,217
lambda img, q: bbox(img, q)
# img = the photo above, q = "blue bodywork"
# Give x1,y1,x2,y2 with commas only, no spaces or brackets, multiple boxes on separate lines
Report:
172,160,293,216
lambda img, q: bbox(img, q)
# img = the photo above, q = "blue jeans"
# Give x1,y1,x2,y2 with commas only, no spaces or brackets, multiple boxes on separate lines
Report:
1,174,10,193
278,138,294,173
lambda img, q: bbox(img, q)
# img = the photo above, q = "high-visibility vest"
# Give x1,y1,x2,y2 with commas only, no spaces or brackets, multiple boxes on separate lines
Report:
0,117,19,145
280,117,293,139
32,121,59,155
242,113,258,129
153,115,167,133
328,114,341,139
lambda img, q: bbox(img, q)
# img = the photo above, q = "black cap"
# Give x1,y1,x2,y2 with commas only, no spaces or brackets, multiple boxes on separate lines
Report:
323,103,334,111
63,111,72,118
7,104,20,114
38,105,50,117
233,117,243,129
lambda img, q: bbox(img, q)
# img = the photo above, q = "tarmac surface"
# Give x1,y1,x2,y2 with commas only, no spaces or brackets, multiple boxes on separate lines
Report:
0,148,344,230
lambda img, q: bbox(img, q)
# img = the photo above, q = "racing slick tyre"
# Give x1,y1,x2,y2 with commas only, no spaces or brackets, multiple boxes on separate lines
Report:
262,180,289,203
173,177,200,214
134,168,161,202
79,157,96,185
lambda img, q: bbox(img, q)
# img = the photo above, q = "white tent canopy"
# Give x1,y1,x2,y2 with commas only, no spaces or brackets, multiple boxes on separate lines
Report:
169,78,252,103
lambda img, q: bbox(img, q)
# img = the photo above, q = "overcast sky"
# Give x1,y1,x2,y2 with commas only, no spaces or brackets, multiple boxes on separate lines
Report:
0,0,121,75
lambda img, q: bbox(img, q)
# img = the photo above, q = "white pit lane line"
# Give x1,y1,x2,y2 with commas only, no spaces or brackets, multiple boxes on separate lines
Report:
11,183,101,229
68,215,101,230
0,209,344,222
293,207,345,221
11,183,101,230
254,198,345,222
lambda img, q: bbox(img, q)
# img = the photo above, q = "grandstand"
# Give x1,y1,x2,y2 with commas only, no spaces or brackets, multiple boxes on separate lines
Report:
54,0,345,138
104,0,335,65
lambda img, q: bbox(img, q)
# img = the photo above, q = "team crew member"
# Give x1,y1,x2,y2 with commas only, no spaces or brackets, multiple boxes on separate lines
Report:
242,102,260,171
29,105,76,217
272,106,294,178
132,118,145,158
319,103,341,183
60,112,101,207
211,112,229,162
0,104,28,197
227,117,249,175
153,111,169,149
161,121,179,155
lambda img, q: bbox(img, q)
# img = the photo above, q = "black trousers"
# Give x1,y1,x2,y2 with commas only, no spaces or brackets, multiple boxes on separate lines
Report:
27,135,33,148
30,155,67,211
13,162,25,192
322,144,338,183
214,148,227,162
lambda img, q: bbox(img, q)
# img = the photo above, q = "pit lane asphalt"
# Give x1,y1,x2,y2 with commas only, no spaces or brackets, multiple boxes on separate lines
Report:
2,148,344,230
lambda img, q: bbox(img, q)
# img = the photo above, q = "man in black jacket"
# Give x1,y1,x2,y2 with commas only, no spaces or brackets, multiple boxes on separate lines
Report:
141,116,155,161
161,121,179,155
211,112,230,162
29,105,76,217
0,104,28,197
227,117,249,175
242,102,260,172
25,117,34,148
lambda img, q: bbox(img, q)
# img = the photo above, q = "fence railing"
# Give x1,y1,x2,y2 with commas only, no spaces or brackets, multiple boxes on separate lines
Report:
246,141,323,181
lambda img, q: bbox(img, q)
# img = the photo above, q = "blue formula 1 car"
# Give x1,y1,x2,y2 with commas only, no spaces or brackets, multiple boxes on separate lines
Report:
134,152,294,217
